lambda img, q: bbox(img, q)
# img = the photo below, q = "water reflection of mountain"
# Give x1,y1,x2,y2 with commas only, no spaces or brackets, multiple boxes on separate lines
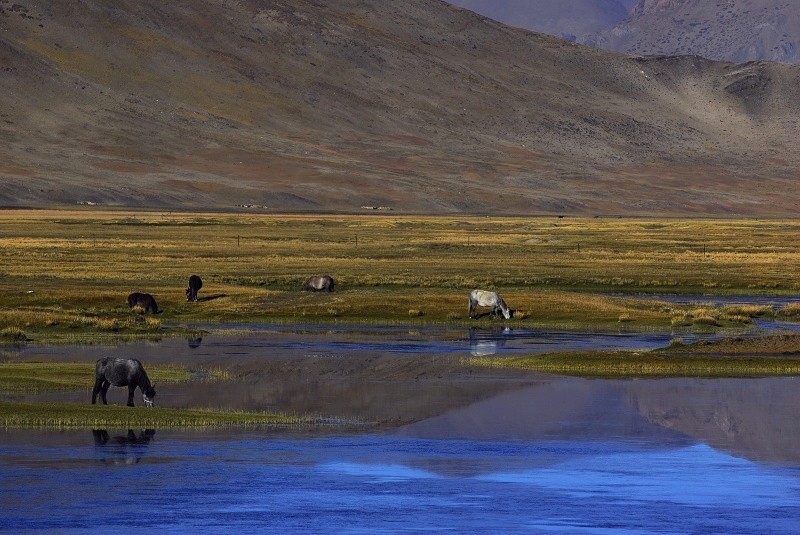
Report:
393,379,690,445
624,378,800,465
157,353,541,428
16,329,800,464
394,377,800,466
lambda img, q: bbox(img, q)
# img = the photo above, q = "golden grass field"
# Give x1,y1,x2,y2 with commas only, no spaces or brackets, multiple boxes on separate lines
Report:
2,210,800,427
1,209,798,343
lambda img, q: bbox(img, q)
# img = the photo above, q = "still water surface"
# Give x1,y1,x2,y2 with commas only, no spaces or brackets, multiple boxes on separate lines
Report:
2,427,799,534
2,315,800,533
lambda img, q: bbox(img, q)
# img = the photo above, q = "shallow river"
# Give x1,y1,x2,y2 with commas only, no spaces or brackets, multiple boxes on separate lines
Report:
2,318,800,533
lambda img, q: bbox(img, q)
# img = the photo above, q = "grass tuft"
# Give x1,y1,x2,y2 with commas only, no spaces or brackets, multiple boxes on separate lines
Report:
0,362,231,394
0,402,303,429
469,351,800,378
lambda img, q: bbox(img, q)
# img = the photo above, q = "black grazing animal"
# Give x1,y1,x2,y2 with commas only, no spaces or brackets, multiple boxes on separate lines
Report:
185,274,203,302
302,275,335,292
127,292,159,314
92,357,156,407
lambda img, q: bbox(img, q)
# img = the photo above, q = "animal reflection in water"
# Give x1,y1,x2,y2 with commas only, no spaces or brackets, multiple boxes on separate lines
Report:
92,429,155,465
469,327,511,356
468,289,513,320
92,357,156,407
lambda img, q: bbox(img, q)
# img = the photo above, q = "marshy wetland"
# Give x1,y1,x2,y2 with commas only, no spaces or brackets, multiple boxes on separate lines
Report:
2,211,800,532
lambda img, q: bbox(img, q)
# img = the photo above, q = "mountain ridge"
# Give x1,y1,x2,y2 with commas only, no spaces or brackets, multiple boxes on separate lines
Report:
1,0,799,215
601,0,800,63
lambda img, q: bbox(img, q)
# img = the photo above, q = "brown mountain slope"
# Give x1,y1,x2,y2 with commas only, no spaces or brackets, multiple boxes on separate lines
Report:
0,0,799,215
599,0,800,64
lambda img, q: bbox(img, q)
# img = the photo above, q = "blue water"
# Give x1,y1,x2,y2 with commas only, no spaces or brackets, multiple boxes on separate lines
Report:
5,298,800,534
2,431,799,534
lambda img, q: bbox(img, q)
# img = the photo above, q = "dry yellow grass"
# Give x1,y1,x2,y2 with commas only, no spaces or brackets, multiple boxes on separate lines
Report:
0,210,796,341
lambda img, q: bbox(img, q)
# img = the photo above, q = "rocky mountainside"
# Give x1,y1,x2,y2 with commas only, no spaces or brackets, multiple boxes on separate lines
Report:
1,0,799,215
599,0,800,63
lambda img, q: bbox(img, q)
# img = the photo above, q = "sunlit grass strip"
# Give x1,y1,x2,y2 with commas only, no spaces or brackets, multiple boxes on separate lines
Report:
469,351,800,378
4,213,800,340
0,362,230,394
0,402,305,429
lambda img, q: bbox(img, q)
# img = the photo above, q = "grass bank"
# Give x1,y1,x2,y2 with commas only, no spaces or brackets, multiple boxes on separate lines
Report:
0,362,304,429
0,361,230,394
469,333,800,378
1,210,798,342
0,402,304,429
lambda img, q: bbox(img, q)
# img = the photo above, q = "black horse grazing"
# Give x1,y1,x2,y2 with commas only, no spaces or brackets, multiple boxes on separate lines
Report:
92,357,156,407
302,275,335,292
185,274,202,302
127,292,159,314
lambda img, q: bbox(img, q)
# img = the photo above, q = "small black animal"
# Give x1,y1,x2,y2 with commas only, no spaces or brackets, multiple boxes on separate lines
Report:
302,275,335,292
92,357,156,407
127,292,159,314
186,274,203,302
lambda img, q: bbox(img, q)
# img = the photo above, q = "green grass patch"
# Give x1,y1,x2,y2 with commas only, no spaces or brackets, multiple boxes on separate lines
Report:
0,402,303,429
469,351,800,378
0,362,230,394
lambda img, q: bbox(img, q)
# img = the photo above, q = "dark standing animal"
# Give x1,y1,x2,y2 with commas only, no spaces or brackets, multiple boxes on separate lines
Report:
468,289,512,319
302,275,335,292
92,357,156,407
127,292,159,314
185,274,202,301
92,429,156,465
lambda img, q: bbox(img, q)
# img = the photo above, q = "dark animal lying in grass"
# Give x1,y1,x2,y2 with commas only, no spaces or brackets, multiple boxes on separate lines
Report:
127,292,159,314
186,274,203,302
92,357,156,407
468,289,513,319
302,275,335,292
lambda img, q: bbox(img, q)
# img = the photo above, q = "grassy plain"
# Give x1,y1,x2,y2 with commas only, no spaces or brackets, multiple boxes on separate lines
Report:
1,210,799,342
2,210,800,427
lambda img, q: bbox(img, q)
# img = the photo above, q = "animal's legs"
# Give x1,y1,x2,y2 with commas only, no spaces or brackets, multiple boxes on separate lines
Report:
91,377,103,404
127,385,136,407
100,380,111,404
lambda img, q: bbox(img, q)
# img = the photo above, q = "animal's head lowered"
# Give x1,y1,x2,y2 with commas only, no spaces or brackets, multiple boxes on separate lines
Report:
185,287,192,301
498,299,513,319
143,383,156,408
